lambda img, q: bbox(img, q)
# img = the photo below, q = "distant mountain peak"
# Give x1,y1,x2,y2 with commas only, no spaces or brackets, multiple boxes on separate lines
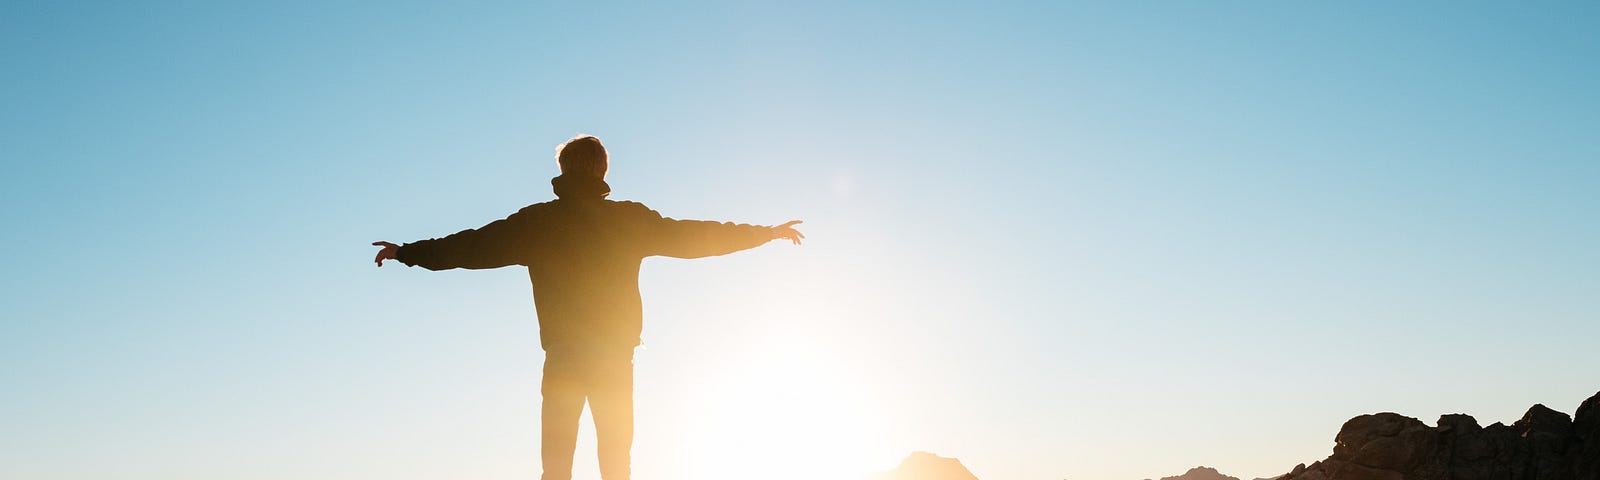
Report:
1148,465,1242,480
875,451,981,480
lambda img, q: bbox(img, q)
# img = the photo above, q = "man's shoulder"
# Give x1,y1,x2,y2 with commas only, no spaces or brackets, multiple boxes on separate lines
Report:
512,200,560,216
601,199,659,215
520,198,658,219
605,199,650,208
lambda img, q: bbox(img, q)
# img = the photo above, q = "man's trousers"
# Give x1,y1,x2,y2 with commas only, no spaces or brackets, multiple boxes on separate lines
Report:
540,346,634,480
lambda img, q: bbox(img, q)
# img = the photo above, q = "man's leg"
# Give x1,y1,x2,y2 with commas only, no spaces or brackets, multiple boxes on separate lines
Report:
541,352,587,480
588,350,635,480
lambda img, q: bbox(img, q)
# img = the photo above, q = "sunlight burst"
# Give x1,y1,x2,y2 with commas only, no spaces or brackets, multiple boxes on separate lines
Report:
675,338,886,480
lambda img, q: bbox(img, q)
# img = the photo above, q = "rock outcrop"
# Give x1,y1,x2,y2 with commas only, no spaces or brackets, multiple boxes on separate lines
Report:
1278,391,1600,480
1151,466,1244,480
875,451,981,480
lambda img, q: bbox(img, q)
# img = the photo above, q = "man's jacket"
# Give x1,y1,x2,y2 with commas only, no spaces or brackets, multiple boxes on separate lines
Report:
397,175,771,351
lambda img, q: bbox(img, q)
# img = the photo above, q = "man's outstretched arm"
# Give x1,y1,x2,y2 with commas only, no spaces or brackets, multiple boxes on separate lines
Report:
372,209,541,270
639,205,804,259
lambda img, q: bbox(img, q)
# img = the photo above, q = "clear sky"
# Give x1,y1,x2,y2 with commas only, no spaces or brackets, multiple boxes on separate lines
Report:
3,2,1597,480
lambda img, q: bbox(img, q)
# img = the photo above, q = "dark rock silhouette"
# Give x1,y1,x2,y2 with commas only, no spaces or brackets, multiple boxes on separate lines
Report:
875,451,981,480
1278,390,1600,480
1148,466,1244,480
878,392,1597,480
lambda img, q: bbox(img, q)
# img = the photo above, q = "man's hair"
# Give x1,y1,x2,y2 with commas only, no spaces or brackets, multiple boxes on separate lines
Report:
556,135,608,178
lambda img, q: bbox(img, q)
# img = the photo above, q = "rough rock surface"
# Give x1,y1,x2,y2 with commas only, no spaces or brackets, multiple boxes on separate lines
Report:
1278,391,1600,480
875,451,981,480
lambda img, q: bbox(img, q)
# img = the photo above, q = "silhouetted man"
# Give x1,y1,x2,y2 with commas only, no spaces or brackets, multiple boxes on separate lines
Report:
372,136,803,480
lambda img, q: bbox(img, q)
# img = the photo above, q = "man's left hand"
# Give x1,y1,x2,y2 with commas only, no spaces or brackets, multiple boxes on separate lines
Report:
372,241,399,266
771,220,804,245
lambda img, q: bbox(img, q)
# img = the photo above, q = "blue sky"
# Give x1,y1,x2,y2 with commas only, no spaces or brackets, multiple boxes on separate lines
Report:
2,2,1597,480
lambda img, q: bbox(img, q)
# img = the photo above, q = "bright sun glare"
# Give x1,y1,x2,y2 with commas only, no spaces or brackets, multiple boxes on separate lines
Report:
674,337,887,480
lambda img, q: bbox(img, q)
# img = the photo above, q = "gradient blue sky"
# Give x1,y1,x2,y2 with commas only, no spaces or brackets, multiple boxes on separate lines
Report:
3,2,1597,480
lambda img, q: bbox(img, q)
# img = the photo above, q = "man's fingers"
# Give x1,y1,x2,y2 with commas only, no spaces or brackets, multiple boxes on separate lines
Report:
776,221,804,244
373,241,400,266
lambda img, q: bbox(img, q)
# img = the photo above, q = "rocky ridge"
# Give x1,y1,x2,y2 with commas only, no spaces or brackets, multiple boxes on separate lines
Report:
878,391,1598,480
1278,391,1600,480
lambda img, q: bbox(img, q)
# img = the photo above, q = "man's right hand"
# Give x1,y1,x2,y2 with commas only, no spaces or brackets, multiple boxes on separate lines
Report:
770,220,804,245
372,241,399,267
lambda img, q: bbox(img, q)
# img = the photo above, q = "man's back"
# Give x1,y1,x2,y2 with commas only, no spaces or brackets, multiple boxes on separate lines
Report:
393,175,772,350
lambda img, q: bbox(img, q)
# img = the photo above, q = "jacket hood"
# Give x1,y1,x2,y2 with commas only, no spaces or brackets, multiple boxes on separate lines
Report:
552,174,611,200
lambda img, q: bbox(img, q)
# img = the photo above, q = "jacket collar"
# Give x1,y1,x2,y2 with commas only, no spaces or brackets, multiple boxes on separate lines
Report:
551,174,612,200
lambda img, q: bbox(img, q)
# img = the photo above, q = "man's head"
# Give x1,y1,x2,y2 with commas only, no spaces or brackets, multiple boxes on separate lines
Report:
556,135,608,178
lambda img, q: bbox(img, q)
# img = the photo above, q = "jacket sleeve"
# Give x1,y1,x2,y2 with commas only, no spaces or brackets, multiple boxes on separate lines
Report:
396,207,542,270
635,204,772,259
